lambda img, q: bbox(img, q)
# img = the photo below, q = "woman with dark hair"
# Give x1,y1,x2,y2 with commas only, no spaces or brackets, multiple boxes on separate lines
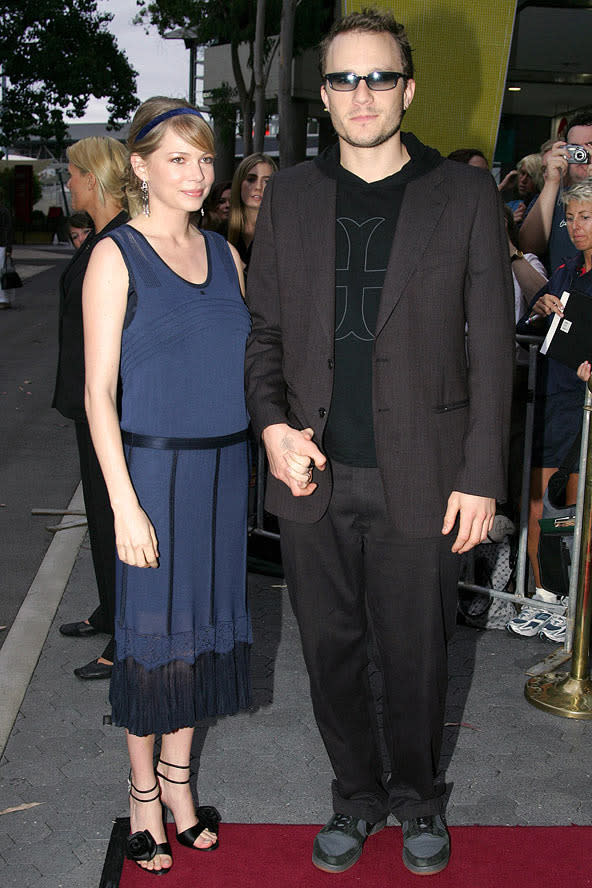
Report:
53,136,128,680
227,152,277,269
83,97,252,875
200,179,231,232
67,211,94,247
447,147,488,169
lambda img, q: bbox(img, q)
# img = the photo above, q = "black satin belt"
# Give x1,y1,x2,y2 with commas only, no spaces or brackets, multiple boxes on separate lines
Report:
121,428,249,450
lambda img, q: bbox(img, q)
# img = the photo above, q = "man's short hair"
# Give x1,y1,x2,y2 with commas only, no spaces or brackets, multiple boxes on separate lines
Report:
319,8,414,80
567,111,592,138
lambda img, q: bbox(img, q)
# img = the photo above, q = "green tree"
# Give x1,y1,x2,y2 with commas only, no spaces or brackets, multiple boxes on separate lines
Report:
136,0,282,157
0,0,138,146
136,0,332,163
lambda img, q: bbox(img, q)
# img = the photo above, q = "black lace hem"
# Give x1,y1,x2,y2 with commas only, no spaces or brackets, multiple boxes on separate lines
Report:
109,643,252,737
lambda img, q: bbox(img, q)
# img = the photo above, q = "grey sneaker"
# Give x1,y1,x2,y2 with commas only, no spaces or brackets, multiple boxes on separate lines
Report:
312,813,386,873
402,814,450,875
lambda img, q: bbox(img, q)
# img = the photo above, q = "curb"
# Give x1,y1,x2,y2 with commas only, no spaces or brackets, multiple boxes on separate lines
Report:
0,482,86,757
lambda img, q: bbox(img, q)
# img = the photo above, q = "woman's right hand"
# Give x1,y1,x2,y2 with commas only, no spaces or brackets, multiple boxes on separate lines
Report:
532,292,564,318
114,502,159,567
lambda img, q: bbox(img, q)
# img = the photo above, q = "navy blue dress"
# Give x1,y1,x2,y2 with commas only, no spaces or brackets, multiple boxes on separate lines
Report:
107,225,252,736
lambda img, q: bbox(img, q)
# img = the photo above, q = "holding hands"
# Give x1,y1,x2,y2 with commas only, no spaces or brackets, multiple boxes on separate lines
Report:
262,423,326,497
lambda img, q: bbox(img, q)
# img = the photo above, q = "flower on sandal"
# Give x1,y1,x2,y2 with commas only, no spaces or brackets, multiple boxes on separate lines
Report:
126,829,157,861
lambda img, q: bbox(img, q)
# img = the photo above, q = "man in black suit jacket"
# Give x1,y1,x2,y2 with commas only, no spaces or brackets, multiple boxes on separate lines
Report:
246,9,514,877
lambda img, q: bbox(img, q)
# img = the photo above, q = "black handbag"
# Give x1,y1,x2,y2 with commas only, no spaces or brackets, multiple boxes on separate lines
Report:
1,253,22,289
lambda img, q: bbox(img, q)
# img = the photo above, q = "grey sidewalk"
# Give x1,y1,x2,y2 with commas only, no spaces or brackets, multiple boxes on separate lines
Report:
0,530,591,887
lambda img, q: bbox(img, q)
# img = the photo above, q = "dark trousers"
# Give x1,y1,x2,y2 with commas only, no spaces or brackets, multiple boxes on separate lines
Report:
279,462,461,823
75,421,116,661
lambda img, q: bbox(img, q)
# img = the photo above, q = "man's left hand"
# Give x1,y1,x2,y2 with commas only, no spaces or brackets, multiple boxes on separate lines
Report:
441,491,495,553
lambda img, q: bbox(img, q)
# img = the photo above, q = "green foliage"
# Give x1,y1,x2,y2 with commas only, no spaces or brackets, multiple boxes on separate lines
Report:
0,0,139,146
136,0,282,47
135,0,332,64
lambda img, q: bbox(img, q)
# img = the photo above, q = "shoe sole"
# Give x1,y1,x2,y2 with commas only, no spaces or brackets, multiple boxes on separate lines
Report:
311,819,386,874
402,851,449,876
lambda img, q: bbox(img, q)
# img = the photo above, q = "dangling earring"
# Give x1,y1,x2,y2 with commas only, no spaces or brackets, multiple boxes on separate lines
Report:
200,207,204,218
141,179,150,217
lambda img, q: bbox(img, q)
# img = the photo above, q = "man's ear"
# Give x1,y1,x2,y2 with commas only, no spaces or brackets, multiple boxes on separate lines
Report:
403,78,416,111
130,153,147,182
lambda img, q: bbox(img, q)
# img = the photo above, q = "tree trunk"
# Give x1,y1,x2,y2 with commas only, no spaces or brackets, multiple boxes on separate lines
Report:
231,39,254,157
253,0,266,154
278,0,297,168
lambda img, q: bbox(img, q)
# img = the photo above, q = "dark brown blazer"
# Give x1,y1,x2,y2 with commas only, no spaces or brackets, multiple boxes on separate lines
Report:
245,142,515,538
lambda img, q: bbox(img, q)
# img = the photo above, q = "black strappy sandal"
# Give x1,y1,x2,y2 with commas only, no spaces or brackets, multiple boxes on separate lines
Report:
156,759,221,852
126,776,173,876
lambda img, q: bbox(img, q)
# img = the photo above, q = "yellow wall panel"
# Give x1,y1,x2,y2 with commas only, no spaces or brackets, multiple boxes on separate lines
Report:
341,1,517,162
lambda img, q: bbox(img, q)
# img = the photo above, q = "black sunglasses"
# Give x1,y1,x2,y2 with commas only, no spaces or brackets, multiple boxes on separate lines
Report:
324,71,408,92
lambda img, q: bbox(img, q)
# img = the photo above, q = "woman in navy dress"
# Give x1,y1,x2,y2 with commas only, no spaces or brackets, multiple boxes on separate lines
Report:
83,97,251,875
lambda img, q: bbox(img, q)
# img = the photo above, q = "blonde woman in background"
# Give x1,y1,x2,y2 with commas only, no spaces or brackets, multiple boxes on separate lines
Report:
53,137,128,681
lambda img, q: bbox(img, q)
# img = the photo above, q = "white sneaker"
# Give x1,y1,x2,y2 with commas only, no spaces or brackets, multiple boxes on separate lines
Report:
539,614,567,643
507,606,553,637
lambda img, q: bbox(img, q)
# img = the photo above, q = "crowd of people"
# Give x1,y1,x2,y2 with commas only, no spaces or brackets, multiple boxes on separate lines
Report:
447,114,592,644
27,5,591,881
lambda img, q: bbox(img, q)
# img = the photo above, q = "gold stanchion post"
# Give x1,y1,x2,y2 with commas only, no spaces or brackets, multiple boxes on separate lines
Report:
525,381,592,718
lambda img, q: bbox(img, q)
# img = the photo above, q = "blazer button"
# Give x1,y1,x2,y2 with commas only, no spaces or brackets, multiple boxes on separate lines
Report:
318,407,327,418
328,358,334,369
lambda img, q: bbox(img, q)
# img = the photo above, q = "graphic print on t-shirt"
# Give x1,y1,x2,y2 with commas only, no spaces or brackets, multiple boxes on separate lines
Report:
335,216,386,342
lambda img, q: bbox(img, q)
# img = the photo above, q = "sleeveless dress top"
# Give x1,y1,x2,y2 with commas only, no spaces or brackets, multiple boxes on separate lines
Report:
106,225,252,736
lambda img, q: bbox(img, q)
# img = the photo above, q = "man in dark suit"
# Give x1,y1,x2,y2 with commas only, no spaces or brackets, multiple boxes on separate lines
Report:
246,9,514,877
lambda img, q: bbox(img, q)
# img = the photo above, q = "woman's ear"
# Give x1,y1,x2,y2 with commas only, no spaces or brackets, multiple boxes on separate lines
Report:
87,171,96,191
130,153,147,182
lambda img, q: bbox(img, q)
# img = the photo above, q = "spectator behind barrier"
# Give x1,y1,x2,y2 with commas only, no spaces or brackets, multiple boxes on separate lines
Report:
509,180,592,644
520,112,592,272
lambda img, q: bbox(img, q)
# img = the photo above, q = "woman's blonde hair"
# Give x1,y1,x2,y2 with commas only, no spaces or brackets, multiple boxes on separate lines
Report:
227,153,277,247
562,180,592,207
516,153,543,192
125,96,215,217
66,137,127,208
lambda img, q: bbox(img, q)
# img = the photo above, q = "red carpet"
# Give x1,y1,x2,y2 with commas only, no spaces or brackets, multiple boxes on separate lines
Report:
104,821,591,888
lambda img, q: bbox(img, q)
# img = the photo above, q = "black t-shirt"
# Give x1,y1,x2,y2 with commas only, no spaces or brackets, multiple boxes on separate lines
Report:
317,136,443,466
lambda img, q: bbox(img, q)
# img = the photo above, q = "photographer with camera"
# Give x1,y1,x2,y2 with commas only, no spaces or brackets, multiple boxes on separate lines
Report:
520,113,592,273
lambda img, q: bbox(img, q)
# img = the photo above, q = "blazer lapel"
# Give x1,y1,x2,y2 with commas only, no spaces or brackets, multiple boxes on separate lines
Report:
375,167,449,337
296,170,336,343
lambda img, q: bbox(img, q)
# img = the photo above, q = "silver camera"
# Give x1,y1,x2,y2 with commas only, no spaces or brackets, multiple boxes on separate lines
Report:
565,144,590,164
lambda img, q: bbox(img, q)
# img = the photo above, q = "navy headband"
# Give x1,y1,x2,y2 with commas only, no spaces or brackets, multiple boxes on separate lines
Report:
135,108,204,142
